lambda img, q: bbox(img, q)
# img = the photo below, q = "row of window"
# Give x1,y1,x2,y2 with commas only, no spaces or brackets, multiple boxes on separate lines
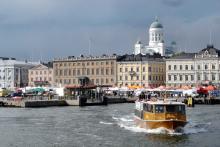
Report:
55,61,115,67
143,104,185,114
119,75,164,81
55,78,114,85
0,70,11,73
30,77,52,82
151,36,162,42
168,74,220,81
30,70,52,75
119,66,164,73
168,64,219,70
55,68,114,76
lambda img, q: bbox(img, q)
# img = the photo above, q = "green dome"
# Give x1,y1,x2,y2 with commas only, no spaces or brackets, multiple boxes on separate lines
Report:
150,20,163,28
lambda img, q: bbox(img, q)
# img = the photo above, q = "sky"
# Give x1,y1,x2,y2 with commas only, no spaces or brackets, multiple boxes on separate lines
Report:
0,0,220,61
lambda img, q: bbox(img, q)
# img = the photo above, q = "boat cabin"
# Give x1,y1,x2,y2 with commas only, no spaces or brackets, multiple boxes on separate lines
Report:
135,101,186,121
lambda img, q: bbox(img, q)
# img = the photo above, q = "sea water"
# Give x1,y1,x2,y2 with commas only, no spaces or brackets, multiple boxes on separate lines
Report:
0,104,219,147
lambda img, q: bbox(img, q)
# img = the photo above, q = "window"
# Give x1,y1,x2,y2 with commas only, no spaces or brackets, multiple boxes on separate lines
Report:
205,64,208,70
180,65,182,70
197,74,201,80
101,68,104,75
144,104,153,112
166,105,176,113
143,75,145,80
212,74,215,80
136,76,139,80
73,69,76,76
64,69,67,76
149,67,152,72
60,70,63,76
185,75,188,81
212,64,215,70
120,68,122,72
198,65,200,70
155,105,164,113
168,75,171,81
87,69,90,75
174,75,177,81
180,75,182,81
191,75,194,81
111,68,114,75
168,65,171,70
143,67,145,72
204,74,208,81
96,79,99,84
185,65,188,70
77,69,80,75
174,65,177,70
149,75,152,81
125,68,128,72
120,76,122,80
96,68,99,75
136,67,139,72
106,69,109,75
191,65,194,70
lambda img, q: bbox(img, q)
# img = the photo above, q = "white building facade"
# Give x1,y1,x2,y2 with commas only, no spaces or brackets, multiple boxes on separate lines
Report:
0,57,38,89
166,45,220,87
134,18,176,57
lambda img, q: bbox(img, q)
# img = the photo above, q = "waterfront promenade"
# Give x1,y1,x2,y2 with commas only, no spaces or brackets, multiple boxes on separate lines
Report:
0,96,137,108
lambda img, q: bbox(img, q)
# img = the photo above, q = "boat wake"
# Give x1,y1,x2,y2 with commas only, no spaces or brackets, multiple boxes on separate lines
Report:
99,121,114,125
112,114,210,135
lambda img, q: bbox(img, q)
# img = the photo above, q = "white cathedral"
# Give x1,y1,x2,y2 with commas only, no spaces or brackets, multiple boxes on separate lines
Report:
134,18,176,56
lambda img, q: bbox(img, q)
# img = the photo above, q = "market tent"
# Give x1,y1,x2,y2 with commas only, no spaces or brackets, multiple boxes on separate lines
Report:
206,85,216,91
26,87,45,93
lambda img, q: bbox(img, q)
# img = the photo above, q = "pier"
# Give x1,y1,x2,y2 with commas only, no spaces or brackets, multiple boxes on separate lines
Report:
0,95,136,108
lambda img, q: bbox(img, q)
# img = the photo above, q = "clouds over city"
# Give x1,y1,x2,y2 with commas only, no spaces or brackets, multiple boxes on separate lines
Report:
0,0,219,60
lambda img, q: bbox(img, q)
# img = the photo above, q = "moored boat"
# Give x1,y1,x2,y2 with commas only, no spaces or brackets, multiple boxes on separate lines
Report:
134,99,187,131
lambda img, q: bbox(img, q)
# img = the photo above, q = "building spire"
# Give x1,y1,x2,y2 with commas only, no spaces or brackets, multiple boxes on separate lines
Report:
209,29,213,46
155,16,159,21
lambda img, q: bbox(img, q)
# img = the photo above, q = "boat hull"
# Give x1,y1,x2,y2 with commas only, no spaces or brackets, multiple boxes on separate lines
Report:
135,117,187,131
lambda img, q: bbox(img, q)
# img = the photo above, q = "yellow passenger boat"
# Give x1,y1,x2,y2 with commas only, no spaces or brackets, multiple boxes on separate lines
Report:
134,100,187,131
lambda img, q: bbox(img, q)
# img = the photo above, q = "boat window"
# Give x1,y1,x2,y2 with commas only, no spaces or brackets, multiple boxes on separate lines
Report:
166,105,186,114
166,105,176,113
144,104,153,112
155,105,164,113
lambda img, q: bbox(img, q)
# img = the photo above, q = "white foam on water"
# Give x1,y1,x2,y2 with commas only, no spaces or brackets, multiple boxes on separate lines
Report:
99,121,114,125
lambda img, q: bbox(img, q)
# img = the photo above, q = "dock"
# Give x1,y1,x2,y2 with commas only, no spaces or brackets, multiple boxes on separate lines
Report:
0,95,136,108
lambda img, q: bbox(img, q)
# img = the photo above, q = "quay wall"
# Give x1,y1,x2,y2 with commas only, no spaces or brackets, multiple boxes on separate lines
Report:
23,100,68,107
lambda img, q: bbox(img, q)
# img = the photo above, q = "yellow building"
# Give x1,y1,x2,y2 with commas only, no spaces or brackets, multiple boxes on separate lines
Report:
28,63,53,87
116,54,165,88
53,55,117,87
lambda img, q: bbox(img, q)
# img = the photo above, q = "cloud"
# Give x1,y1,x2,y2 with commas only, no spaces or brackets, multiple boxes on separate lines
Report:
161,0,185,7
0,0,219,60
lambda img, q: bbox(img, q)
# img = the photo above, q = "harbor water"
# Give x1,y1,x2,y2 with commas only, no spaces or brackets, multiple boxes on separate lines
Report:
0,104,219,147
